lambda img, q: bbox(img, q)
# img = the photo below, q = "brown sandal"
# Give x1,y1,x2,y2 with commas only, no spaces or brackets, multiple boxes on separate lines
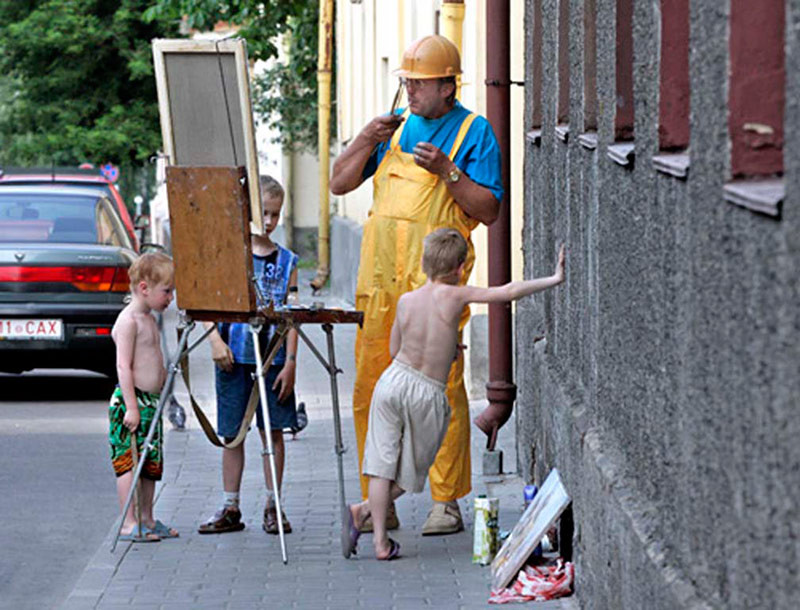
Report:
263,506,292,535
198,506,245,534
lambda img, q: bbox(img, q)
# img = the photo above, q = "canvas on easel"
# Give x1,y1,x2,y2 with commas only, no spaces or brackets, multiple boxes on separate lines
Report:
165,166,256,320
152,38,264,236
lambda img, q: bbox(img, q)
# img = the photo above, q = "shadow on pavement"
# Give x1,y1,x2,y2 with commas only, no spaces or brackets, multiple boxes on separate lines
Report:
0,370,116,401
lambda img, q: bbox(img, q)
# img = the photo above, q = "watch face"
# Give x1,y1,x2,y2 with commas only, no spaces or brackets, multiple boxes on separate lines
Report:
449,169,460,182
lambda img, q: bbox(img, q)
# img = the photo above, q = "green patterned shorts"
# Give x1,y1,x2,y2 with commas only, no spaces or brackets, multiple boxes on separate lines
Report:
108,386,163,481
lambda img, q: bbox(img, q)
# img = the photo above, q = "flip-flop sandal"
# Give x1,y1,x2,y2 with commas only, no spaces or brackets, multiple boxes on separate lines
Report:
153,520,179,538
378,538,401,561
119,524,160,543
341,504,361,558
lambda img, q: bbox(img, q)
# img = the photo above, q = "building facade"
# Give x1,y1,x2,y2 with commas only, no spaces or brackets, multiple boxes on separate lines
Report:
518,1,799,607
330,0,526,397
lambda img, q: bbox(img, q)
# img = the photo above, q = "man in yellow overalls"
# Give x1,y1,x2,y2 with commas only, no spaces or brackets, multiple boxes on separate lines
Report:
330,35,502,535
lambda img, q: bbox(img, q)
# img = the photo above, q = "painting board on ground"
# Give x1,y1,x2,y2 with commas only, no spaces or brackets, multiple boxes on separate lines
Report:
491,469,571,591
152,38,264,235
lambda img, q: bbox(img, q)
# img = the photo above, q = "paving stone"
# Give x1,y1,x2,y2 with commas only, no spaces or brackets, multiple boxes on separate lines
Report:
65,285,577,609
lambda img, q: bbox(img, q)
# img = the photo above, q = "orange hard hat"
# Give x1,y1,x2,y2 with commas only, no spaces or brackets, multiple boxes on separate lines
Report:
394,35,462,79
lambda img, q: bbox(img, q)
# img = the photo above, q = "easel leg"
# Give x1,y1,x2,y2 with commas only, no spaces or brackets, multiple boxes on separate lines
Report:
250,323,289,565
111,321,194,551
130,433,142,534
322,324,350,558
295,324,350,558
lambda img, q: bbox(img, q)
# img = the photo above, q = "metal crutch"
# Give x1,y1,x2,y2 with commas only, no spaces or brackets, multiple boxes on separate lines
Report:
250,321,289,564
111,320,194,551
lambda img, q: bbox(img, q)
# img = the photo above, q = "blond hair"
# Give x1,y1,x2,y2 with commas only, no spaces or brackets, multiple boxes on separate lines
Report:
129,252,174,288
422,228,467,280
259,175,285,201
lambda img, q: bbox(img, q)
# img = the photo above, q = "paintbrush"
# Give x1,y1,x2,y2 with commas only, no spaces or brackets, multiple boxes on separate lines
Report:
390,80,405,117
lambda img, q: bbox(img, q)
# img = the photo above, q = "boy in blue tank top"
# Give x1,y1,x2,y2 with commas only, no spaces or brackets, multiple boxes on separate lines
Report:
198,176,300,536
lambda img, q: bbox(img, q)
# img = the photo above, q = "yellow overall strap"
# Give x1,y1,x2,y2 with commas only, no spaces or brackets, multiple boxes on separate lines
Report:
448,113,477,160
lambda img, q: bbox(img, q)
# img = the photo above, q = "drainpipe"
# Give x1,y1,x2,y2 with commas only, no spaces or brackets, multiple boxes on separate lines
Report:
474,0,516,450
440,0,465,98
282,148,294,250
281,32,294,251
311,0,334,291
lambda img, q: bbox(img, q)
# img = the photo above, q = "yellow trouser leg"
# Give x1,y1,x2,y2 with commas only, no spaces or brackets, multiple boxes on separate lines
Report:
429,355,471,502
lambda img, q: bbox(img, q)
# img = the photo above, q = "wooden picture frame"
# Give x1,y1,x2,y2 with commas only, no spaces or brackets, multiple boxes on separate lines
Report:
491,469,571,591
152,38,264,235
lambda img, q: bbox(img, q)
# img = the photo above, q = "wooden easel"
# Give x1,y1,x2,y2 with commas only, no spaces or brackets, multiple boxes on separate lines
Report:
111,166,363,564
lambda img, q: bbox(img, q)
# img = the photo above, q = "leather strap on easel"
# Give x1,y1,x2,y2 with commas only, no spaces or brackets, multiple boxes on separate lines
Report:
179,324,289,449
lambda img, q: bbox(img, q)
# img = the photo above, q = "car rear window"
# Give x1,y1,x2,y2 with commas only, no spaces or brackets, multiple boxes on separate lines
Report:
0,192,132,248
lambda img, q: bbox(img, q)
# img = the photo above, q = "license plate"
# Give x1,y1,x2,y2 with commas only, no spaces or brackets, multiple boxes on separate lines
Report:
0,318,64,340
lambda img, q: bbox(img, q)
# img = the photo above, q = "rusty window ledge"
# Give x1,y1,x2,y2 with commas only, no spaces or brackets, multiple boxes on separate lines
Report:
578,132,598,150
526,129,542,146
607,142,635,167
723,178,784,218
652,152,690,179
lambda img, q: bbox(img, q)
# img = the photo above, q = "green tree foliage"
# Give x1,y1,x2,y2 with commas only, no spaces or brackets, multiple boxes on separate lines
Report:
145,0,331,154
0,1,182,168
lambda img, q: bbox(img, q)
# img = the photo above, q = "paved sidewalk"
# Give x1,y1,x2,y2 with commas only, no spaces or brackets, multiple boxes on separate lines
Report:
64,274,577,609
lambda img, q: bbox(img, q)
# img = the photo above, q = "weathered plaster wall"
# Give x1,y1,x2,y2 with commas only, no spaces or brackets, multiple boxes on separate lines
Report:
518,1,800,608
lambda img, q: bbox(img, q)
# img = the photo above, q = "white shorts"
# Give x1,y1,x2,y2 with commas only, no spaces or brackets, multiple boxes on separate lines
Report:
362,359,451,493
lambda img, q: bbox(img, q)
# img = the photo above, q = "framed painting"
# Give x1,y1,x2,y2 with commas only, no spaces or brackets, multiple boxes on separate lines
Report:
152,38,264,235
491,469,571,591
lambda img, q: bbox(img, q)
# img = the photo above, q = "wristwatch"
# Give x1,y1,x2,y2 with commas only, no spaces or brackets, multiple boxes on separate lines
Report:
446,166,462,184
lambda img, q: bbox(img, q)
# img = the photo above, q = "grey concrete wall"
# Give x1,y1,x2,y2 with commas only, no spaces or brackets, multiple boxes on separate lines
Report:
519,1,800,608
330,215,361,304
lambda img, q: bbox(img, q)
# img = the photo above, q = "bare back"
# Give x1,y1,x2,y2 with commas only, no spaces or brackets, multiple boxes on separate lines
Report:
393,282,466,383
112,305,166,394
392,246,565,383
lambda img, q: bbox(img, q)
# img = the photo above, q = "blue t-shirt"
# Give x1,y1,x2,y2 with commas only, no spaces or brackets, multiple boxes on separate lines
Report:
362,101,504,203
218,244,298,366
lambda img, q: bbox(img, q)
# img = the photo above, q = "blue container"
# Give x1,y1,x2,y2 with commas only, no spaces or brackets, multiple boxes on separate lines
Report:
523,484,538,507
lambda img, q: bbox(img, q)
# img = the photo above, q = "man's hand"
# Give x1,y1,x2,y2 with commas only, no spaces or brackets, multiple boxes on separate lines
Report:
123,406,140,433
364,114,404,145
210,337,234,372
412,142,453,177
272,360,296,403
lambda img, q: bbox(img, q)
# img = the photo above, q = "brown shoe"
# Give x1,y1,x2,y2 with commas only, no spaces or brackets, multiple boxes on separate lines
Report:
197,506,245,534
263,506,292,535
358,502,399,533
421,501,464,536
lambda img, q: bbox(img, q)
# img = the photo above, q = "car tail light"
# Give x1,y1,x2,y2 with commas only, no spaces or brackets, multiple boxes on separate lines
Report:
0,266,130,292
110,267,130,293
74,326,112,337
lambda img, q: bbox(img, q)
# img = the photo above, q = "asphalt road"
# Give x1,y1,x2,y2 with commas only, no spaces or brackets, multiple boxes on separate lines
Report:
0,370,120,610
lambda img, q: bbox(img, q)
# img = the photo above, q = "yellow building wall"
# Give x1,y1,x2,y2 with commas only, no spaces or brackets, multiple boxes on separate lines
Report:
332,0,524,396
332,0,524,292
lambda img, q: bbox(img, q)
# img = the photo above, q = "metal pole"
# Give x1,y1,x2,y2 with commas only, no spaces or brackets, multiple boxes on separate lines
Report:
440,0,465,98
251,323,289,564
321,323,350,558
112,321,193,551
130,432,142,534
311,0,334,291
